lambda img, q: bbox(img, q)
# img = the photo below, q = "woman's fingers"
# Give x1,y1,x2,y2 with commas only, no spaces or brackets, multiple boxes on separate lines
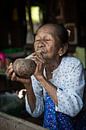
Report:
26,51,45,64
11,72,16,80
32,52,45,64
6,63,14,78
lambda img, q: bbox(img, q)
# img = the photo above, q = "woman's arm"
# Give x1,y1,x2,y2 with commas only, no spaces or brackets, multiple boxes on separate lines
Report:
6,62,44,116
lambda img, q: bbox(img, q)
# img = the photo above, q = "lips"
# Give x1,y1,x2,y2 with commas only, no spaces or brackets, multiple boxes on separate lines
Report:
36,48,47,54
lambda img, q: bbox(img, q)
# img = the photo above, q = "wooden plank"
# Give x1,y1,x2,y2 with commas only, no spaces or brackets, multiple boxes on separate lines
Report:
0,112,47,130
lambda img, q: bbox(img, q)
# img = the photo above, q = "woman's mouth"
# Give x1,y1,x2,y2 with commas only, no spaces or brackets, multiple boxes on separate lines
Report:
36,48,47,54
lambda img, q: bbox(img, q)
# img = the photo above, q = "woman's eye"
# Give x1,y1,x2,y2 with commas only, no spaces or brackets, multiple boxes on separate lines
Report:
35,39,40,42
45,39,51,42
34,38,52,43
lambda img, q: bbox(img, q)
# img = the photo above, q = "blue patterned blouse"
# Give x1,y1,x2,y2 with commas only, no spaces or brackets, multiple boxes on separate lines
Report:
25,56,85,118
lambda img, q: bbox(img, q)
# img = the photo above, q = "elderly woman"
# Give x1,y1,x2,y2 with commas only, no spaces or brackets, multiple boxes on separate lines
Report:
6,23,85,130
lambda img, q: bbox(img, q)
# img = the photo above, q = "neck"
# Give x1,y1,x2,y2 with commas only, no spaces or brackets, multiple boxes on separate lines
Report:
45,56,62,72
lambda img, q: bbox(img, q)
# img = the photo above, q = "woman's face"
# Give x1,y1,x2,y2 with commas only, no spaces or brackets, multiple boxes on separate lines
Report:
34,26,61,60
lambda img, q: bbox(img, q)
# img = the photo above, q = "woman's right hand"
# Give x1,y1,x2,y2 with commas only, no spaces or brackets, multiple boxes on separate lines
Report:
6,62,14,80
6,62,31,85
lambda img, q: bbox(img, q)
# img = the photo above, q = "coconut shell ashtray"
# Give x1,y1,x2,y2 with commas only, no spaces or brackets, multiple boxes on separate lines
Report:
13,58,36,78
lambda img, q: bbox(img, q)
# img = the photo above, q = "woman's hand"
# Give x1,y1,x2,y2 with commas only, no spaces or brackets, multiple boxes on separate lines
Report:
6,61,36,112
31,51,46,81
6,62,15,80
6,62,31,84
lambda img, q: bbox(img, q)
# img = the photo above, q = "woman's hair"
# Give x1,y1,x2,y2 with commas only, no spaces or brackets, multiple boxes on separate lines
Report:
53,24,69,44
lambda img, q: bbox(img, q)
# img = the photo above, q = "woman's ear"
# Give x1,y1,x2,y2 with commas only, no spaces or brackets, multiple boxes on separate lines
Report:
58,43,68,56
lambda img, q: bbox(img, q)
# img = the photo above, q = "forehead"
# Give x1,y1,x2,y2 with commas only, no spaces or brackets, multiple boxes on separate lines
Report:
36,25,55,36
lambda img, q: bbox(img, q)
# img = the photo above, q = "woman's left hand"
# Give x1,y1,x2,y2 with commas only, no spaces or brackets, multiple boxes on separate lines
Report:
32,51,45,81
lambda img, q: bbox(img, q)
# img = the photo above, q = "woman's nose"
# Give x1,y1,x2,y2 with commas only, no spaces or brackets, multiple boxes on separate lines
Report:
38,41,45,47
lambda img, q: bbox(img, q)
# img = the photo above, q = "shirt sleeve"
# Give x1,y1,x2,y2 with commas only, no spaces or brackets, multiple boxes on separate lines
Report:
25,76,44,117
56,60,85,117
